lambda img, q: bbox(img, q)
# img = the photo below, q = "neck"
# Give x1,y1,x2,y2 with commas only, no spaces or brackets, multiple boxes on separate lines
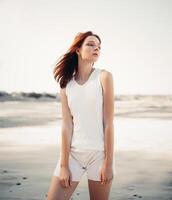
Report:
76,60,94,81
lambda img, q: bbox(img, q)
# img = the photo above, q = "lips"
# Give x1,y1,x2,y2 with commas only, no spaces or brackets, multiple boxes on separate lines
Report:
93,53,98,56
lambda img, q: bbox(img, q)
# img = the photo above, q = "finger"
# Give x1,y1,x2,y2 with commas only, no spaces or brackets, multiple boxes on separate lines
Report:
99,172,103,184
62,179,66,188
105,178,109,184
63,180,66,188
101,176,104,185
102,176,105,185
106,179,110,184
69,176,72,187
60,179,64,188
99,170,102,183
67,178,70,187
65,179,69,188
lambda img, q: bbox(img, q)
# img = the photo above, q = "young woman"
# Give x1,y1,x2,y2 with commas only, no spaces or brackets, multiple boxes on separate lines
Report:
47,31,115,200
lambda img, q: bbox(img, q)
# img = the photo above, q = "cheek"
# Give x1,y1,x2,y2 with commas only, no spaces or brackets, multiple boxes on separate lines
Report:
81,49,92,58
85,47,93,55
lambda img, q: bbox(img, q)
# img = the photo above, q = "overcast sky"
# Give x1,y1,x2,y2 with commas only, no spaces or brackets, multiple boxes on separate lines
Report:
0,0,171,94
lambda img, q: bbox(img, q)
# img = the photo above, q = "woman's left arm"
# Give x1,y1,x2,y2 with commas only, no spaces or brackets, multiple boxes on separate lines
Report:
100,70,115,184
102,70,115,166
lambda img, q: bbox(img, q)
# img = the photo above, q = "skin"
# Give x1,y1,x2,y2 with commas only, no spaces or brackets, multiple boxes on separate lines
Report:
47,35,115,200
75,35,101,83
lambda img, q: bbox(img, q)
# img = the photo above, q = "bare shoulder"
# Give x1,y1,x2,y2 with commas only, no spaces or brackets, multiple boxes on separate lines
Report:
59,88,66,103
59,87,73,130
99,69,115,123
100,68,112,76
99,68,114,87
59,87,66,97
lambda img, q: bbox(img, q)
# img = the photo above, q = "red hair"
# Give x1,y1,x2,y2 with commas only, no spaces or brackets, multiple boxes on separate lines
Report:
53,31,101,88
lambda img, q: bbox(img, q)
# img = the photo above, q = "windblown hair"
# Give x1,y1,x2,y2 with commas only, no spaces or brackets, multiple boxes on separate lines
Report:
53,31,101,88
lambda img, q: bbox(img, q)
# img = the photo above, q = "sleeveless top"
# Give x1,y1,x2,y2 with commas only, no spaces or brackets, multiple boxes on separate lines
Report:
65,67,104,152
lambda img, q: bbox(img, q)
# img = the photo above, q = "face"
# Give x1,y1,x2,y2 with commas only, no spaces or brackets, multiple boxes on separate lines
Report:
76,35,101,62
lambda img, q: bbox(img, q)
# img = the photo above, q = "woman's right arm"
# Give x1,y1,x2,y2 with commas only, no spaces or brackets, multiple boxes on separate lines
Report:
59,87,73,188
59,87,73,169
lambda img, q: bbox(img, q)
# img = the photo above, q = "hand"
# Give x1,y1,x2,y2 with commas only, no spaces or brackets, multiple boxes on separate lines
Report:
59,166,72,188
99,160,113,185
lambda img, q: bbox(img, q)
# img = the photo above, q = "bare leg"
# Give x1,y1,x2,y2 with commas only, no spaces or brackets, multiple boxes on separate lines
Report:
88,179,113,200
47,176,79,200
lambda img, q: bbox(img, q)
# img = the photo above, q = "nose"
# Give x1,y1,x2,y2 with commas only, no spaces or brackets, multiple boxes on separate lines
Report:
93,47,100,54
95,46,99,51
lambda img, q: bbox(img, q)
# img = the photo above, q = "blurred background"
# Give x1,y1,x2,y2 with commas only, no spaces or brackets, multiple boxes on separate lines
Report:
0,0,172,200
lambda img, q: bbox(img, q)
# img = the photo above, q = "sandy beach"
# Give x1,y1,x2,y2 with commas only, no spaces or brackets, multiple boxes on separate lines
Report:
1,0,172,198
0,97,172,199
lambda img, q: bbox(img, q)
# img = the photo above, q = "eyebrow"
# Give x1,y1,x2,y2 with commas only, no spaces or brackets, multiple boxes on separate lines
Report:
87,40,101,45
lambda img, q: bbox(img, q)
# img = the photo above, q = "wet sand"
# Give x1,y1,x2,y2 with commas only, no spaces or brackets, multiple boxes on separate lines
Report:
1,144,172,200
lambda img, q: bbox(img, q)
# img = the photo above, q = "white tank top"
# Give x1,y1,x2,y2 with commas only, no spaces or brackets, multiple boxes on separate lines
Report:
66,67,104,151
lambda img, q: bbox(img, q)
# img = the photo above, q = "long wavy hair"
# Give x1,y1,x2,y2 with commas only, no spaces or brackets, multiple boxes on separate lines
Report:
53,31,101,88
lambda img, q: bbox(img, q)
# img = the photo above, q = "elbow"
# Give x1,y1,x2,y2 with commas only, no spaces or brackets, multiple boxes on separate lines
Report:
61,128,73,150
61,123,73,143
61,127,73,138
61,120,73,135
103,120,114,130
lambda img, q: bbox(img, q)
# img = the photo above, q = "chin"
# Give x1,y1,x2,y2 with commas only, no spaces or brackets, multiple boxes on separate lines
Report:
93,58,98,62
92,57,99,61
86,57,99,62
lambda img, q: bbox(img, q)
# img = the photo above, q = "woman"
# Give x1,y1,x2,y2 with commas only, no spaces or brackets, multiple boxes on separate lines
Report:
47,31,115,200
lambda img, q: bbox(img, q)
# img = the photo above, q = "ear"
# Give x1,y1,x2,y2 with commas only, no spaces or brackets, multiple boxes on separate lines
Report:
76,49,79,55
76,48,81,55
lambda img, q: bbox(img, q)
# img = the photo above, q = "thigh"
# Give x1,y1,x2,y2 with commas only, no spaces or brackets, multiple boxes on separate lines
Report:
47,176,79,200
86,151,105,181
88,179,113,200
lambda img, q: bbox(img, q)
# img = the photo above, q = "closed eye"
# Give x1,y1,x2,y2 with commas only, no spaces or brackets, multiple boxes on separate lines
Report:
87,43,101,50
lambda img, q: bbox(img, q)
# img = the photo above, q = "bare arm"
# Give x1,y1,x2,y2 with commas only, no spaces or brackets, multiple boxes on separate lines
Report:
59,87,73,168
100,70,115,166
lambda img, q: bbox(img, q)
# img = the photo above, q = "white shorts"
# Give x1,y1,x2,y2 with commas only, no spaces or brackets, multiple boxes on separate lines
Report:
53,149,108,182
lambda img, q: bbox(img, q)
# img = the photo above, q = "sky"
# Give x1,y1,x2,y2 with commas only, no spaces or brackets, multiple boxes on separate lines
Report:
0,0,171,95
